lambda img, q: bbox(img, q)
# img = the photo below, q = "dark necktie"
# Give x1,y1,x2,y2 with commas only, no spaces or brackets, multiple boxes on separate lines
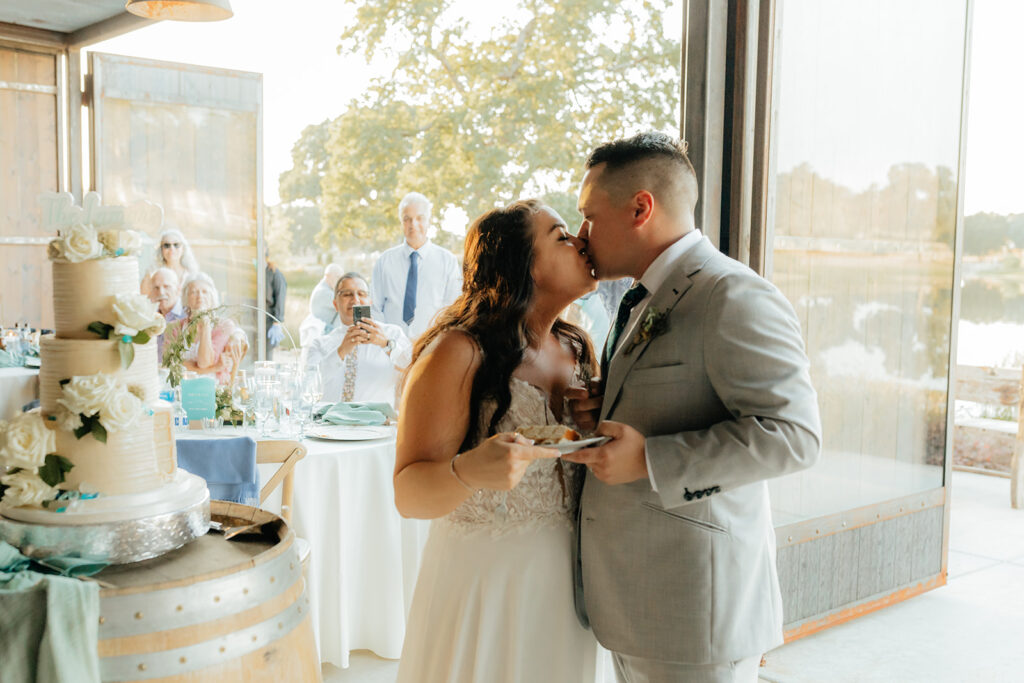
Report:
403,251,419,325
605,283,648,359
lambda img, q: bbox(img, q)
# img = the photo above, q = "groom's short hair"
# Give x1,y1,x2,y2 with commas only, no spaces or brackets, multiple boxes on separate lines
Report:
586,132,698,215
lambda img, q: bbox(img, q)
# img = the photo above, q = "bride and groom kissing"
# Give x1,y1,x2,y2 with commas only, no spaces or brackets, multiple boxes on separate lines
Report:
391,131,822,683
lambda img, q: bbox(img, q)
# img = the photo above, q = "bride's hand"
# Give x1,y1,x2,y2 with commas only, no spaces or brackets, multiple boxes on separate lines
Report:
454,432,559,491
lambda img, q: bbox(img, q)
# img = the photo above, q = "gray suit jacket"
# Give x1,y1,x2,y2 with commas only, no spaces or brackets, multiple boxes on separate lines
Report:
573,237,821,664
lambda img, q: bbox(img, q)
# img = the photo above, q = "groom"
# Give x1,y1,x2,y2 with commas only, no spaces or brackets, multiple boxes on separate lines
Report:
565,132,822,682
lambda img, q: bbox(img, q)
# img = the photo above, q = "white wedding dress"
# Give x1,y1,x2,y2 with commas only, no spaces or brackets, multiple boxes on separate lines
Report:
396,378,599,683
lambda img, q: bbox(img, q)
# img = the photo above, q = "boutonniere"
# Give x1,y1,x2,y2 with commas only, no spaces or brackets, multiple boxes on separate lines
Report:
622,308,669,356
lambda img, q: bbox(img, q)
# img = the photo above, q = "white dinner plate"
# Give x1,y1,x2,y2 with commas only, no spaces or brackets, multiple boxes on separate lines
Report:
305,425,393,441
549,436,611,454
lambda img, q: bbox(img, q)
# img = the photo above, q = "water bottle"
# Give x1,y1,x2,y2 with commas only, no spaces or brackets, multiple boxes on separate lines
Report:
173,386,189,431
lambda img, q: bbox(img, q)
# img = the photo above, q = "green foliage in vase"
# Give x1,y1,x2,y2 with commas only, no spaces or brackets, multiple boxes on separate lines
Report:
162,308,222,388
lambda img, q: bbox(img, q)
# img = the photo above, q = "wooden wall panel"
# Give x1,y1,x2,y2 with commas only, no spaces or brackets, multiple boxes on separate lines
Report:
0,45,58,329
778,504,944,627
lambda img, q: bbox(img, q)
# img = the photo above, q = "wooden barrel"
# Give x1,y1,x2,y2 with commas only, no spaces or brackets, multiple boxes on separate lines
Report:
93,502,321,682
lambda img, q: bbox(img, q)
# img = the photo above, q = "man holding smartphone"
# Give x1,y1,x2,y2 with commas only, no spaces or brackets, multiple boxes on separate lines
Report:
304,272,411,406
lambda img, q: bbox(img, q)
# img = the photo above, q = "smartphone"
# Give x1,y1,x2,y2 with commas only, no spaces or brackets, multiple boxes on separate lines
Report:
352,305,371,325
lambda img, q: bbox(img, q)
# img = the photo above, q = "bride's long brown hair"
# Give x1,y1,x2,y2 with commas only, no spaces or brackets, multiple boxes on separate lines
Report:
411,199,597,452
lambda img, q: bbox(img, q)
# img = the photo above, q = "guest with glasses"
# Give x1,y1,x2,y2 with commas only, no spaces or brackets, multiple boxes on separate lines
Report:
140,227,200,297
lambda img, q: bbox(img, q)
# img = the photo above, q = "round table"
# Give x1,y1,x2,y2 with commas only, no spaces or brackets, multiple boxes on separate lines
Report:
257,428,429,669
0,367,39,420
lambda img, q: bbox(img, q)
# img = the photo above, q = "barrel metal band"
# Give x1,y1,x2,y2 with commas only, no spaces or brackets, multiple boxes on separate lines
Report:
99,540,300,638
100,589,311,681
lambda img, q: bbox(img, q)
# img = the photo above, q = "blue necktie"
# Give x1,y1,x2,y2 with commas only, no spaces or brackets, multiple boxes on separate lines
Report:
403,251,419,325
605,283,648,359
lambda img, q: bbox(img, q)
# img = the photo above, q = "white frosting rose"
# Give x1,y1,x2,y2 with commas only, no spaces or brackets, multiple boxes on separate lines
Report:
62,223,103,263
57,374,118,418
98,229,142,255
0,470,58,508
0,412,55,469
112,292,162,337
99,387,144,433
54,405,83,432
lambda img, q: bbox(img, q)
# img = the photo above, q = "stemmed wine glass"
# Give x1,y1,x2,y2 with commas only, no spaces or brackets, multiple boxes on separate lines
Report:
297,367,323,439
254,381,278,438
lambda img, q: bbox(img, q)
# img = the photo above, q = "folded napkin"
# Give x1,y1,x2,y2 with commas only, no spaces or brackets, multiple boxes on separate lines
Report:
0,349,24,368
321,401,397,426
0,541,108,579
176,436,260,506
0,541,102,683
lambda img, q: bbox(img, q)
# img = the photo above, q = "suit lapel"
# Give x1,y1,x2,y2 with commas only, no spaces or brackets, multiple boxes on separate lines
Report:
600,238,717,421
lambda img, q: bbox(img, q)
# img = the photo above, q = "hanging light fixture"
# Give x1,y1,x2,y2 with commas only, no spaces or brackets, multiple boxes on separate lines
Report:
125,0,233,22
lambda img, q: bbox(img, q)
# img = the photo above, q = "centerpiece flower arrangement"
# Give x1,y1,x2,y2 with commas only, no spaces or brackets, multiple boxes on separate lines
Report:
87,292,166,368
0,412,74,509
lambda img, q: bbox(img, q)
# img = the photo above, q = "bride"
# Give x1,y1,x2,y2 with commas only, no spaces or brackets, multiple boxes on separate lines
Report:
394,199,600,682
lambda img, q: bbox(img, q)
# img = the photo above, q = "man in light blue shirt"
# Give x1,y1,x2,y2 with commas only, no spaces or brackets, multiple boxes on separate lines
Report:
370,192,462,340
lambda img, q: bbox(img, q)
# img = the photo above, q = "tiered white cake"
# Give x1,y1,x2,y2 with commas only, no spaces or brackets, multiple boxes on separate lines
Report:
0,224,207,529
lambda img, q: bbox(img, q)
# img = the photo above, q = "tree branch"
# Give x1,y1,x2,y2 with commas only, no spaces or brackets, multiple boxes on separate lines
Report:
499,16,538,81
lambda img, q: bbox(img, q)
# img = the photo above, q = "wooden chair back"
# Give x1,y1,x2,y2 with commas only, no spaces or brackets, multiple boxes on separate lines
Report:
255,440,307,522
954,365,1024,508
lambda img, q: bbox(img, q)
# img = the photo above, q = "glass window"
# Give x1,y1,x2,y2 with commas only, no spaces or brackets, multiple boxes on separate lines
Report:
766,0,968,524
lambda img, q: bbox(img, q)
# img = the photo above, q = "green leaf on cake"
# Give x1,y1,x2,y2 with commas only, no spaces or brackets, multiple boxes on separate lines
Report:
118,339,135,369
73,421,91,439
59,378,71,387
90,419,108,444
38,454,74,487
134,330,150,345
87,321,115,338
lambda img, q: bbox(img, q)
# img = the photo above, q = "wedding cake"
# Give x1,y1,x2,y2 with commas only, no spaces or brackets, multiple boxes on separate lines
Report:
0,198,209,562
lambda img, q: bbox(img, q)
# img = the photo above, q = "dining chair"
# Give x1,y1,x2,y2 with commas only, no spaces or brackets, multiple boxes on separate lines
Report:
256,439,307,523
256,439,312,571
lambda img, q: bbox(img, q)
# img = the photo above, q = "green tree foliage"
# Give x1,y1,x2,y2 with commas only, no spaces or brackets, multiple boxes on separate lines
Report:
962,212,1013,256
283,0,681,252
278,121,330,256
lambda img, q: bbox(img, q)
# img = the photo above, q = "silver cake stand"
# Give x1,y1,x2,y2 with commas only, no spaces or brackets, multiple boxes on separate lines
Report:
0,493,210,565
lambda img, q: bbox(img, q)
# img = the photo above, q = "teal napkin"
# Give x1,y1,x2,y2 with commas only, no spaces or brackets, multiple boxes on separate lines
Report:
0,349,24,368
0,541,109,578
0,541,102,683
321,401,397,426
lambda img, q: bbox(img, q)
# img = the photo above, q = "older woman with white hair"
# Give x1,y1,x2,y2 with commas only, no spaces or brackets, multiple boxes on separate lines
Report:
162,273,247,385
140,228,200,297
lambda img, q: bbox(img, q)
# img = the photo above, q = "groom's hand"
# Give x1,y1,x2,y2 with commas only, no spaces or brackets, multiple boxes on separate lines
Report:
565,378,603,432
562,420,647,485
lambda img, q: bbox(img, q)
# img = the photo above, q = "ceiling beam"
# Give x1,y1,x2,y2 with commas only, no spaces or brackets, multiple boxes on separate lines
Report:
0,21,66,50
67,12,156,49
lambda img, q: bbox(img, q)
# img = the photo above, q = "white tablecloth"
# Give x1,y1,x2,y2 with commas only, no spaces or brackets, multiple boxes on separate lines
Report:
259,429,430,668
0,367,39,420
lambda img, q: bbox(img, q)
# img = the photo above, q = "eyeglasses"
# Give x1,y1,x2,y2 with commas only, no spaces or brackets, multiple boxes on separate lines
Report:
161,242,182,249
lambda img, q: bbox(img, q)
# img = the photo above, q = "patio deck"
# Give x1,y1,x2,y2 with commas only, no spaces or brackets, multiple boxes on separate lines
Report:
324,470,1024,683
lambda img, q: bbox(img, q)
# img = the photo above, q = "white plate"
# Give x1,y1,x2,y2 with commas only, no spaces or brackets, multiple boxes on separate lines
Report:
548,436,611,454
306,425,393,441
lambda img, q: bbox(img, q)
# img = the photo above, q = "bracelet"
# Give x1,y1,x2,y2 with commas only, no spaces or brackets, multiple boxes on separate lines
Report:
450,452,476,493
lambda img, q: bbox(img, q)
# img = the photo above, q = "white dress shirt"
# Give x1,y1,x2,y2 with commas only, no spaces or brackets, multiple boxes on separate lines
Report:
370,240,462,340
309,279,339,327
304,321,412,406
611,229,704,493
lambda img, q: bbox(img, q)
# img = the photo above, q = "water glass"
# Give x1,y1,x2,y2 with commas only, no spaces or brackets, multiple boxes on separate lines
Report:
254,381,278,437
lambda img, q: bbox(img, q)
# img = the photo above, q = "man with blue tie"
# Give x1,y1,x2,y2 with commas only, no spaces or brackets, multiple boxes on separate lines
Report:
370,192,462,340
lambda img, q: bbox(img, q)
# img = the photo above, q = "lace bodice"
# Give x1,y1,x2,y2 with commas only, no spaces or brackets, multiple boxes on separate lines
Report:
439,377,582,536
